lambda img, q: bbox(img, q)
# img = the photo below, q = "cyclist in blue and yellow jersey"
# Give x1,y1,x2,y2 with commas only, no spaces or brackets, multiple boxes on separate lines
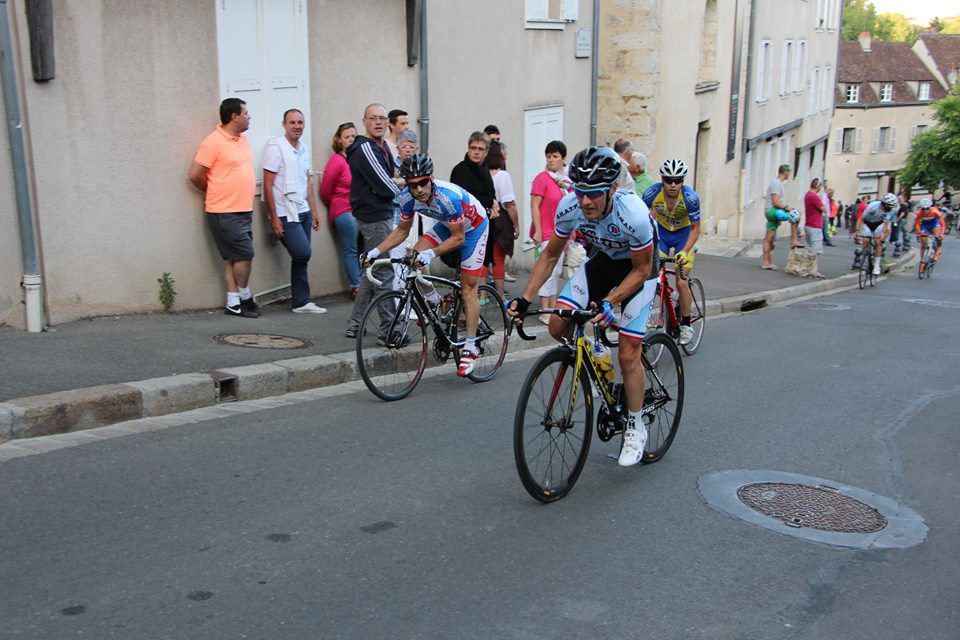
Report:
507,146,658,467
641,159,701,345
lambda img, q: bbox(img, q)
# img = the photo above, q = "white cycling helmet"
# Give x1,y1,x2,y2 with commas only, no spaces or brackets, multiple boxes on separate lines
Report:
919,198,933,209
880,192,898,207
787,209,801,224
659,158,688,179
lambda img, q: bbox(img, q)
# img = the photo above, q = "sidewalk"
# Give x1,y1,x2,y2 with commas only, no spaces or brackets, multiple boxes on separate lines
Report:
0,235,914,441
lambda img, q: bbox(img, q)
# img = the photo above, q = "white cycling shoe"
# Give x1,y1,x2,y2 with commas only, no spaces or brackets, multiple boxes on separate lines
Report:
678,324,693,345
618,419,647,467
872,263,881,276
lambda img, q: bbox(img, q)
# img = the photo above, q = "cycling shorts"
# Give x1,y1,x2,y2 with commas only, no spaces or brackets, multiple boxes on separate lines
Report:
860,219,887,238
919,219,942,235
657,225,695,271
556,251,658,342
422,217,489,276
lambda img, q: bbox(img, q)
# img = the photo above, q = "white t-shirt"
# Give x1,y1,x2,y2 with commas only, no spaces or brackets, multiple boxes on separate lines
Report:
617,158,636,193
262,137,312,217
491,169,516,204
765,178,784,211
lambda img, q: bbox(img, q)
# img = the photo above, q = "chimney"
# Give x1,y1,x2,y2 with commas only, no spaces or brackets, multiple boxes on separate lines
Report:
859,31,872,52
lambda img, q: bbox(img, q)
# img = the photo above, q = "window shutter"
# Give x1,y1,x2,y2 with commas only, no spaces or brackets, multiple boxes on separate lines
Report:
889,127,896,152
562,0,579,21
780,42,790,96
525,0,548,20
855,128,863,153
871,128,879,154
834,128,842,154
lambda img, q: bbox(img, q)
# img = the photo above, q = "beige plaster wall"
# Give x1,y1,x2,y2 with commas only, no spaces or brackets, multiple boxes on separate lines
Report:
825,104,936,202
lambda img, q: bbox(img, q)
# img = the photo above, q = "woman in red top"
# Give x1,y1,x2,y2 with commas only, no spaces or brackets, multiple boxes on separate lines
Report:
529,140,571,316
320,123,360,297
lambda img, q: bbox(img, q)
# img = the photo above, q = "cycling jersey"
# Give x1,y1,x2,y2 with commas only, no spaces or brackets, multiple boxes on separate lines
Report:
861,201,893,227
396,179,487,233
553,189,656,261
641,184,702,232
915,206,944,234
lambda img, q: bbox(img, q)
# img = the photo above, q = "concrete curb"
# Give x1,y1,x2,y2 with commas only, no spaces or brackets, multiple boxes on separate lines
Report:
0,249,916,443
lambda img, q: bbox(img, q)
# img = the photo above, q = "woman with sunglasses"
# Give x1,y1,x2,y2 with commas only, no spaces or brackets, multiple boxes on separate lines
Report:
640,159,701,346
320,122,360,298
360,154,489,378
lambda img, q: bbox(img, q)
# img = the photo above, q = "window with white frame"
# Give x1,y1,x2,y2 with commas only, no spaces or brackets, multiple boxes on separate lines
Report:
525,0,578,29
793,40,806,93
873,126,896,153
879,83,893,102
780,40,794,97
808,67,820,116
835,127,862,154
756,39,772,102
918,82,931,101
820,66,832,111
845,84,860,103
909,124,929,141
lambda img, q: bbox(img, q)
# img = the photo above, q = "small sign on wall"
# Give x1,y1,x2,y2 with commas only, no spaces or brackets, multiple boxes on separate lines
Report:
575,29,591,58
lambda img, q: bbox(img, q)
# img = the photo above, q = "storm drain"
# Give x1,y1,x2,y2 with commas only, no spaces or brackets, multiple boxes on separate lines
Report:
737,482,886,533
699,470,927,549
213,333,313,349
789,302,850,311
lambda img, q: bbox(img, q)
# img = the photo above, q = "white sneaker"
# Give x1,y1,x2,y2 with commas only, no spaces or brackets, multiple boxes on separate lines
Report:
678,324,693,345
504,272,517,282
293,302,327,314
618,420,647,467
872,263,881,276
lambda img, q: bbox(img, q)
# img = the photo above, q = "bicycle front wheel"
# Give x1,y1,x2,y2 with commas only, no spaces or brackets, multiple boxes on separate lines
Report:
859,252,871,289
642,333,684,464
356,290,427,401
682,278,706,355
514,347,593,503
454,284,509,382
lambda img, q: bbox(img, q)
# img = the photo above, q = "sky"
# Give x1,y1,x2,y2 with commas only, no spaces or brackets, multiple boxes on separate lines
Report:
869,0,958,24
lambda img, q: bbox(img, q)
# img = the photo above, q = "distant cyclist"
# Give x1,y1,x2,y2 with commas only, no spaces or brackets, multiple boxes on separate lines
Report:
507,146,658,467
641,159,701,345
360,154,489,377
914,198,945,264
854,193,897,276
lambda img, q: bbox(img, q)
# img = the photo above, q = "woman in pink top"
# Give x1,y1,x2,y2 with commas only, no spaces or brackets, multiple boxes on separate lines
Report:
530,140,571,315
320,122,360,297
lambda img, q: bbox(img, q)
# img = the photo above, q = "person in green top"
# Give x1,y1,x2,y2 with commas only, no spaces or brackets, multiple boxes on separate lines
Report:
630,151,655,194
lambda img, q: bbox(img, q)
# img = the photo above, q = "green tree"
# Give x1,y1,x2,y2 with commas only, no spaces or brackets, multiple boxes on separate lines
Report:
899,87,960,192
941,16,960,34
928,16,945,32
843,0,878,41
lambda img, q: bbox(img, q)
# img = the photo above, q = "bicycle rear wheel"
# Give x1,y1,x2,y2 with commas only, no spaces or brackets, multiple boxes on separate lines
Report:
641,333,684,464
356,290,427,401
453,284,509,382
682,278,706,355
514,347,593,503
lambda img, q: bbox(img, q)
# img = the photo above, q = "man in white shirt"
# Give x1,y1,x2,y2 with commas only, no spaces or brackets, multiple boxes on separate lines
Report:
263,108,326,314
613,138,637,193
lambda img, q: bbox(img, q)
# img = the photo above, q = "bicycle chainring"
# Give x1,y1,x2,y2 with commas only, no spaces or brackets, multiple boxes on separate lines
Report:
596,382,627,442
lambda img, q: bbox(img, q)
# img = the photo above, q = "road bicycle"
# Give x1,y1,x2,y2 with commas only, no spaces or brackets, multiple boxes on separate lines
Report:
512,308,684,503
858,238,880,289
646,256,705,355
918,233,940,279
356,256,509,401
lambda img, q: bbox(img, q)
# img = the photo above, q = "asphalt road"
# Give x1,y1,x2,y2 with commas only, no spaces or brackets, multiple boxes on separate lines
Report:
2,249,959,639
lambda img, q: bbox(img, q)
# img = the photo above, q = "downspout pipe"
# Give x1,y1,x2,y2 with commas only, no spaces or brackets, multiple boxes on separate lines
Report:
737,0,758,239
0,0,42,331
589,0,599,146
418,0,429,154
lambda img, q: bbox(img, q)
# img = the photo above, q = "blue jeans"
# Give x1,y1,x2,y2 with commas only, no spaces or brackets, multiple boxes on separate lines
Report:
333,212,361,289
280,214,313,308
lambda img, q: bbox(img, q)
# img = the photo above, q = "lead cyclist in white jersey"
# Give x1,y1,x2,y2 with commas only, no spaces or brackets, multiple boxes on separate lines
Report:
507,146,658,467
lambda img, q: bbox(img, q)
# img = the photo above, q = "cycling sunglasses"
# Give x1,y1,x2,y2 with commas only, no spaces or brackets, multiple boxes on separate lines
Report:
662,177,684,185
405,177,432,189
573,186,608,199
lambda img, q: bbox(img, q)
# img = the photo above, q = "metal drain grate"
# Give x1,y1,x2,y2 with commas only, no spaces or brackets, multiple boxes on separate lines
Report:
213,333,312,349
737,483,887,533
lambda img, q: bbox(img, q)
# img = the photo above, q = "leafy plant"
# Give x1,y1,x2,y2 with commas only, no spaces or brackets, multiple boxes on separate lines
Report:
157,272,177,312
899,86,960,192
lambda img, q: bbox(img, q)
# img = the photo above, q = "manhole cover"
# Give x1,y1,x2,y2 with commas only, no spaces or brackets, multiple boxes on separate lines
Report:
790,302,850,311
213,333,312,349
902,298,960,310
737,482,886,533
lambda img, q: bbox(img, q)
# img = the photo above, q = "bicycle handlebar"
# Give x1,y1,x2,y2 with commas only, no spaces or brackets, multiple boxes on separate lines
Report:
511,308,619,346
364,256,431,287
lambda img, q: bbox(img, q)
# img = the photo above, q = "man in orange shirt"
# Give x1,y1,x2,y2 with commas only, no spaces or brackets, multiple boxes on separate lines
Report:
188,98,259,317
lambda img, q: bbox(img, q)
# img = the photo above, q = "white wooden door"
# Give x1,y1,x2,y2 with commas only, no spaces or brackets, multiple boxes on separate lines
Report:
522,106,564,238
216,0,311,176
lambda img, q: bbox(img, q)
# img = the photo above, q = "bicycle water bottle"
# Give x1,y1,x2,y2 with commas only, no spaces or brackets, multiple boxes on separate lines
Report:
418,280,441,307
593,340,616,385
